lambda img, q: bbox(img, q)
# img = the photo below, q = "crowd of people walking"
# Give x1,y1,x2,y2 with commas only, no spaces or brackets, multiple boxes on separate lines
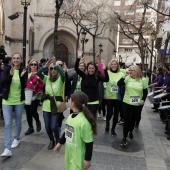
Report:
1,49,170,170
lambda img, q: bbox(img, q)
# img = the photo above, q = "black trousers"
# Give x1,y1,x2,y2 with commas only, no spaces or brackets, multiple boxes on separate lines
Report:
122,102,142,138
25,99,40,128
106,99,120,130
87,104,99,118
0,96,3,117
98,98,106,116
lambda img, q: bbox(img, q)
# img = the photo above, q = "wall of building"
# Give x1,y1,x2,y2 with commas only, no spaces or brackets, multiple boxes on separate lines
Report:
1,0,117,67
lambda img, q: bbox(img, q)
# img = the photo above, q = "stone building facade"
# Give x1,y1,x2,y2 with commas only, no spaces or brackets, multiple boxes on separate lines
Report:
0,0,116,68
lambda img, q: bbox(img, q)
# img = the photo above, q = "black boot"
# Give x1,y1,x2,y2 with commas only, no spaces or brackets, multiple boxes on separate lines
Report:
36,121,41,132
105,122,110,132
48,141,55,150
111,129,117,137
25,127,34,135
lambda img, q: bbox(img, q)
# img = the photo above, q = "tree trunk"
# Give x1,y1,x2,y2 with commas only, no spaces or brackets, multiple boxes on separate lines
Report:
93,35,95,62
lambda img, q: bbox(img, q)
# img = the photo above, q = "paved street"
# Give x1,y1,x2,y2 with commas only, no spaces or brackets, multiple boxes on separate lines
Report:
0,100,170,170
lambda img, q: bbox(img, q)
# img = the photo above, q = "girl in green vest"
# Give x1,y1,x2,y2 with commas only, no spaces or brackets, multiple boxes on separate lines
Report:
37,58,65,150
54,91,97,170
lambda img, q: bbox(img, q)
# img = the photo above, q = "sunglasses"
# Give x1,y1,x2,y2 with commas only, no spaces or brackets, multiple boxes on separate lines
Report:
30,63,37,66
50,67,55,71
59,64,63,67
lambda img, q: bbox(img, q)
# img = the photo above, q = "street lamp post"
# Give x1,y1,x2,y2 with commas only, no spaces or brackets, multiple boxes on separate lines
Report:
54,0,63,59
81,30,88,57
99,43,103,54
21,0,31,67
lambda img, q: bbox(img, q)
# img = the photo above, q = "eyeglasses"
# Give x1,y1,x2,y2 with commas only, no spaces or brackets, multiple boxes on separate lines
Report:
30,63,37,66
59,64,63,67
50,67,55,71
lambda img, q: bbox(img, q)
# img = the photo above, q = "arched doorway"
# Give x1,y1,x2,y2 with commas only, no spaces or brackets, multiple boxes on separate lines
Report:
57,43,68,66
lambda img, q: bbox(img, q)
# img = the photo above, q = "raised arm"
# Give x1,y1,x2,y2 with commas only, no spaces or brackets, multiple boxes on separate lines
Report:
97,69,109,82
54,65,65,83
37,67,45,80
75,49,86,78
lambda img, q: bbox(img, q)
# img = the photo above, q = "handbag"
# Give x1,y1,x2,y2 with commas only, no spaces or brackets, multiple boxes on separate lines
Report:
50,82,67,113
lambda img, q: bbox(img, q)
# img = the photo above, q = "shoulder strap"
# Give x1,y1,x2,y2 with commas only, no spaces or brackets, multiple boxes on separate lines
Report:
62,82,65,101
50,81,58,107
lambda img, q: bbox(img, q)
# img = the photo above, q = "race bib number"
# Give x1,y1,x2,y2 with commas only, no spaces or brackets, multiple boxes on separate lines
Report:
110,86,118,93
130,96,140,104
65,125,74,142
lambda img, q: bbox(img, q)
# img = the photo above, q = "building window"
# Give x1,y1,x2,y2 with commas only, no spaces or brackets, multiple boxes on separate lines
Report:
125,0,135,5
122,39,133,44
124,29,133,34
124,10,134,15
124,48,133,52
114,1,121,6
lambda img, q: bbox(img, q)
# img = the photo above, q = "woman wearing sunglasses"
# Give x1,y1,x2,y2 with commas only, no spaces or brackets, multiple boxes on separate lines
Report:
24,59,44,136
37,58,65,150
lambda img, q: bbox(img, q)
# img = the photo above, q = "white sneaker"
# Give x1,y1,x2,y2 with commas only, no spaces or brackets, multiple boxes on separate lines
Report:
11,139,20,148
0,148,12,157
98,113,101,118
103,116,106,121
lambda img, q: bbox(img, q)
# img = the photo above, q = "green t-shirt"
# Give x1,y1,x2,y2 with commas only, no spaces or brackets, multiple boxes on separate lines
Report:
105,70,124,99
75,76,82,92
123,76,148,106
42,76,64,112
120,68,126,73
3,69,24,105
65,112,93,170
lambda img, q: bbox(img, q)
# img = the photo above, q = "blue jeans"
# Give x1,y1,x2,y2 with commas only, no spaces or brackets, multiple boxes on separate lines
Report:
2,104,25,150
43,111,60,142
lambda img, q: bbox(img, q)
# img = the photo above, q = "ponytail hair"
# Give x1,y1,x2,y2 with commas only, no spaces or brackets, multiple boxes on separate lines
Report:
71,91,97,135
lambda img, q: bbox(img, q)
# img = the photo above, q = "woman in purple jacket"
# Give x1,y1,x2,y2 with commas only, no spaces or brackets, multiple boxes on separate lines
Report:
150,67,164,112
162,65,170,140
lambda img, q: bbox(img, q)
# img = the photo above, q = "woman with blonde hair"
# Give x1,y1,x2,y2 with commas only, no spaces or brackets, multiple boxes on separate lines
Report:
105,59,124,136
37,57,65,150
117,65,148,146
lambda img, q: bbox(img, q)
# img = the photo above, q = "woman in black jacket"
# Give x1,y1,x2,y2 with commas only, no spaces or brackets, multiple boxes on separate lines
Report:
0,53,27,157
75,49,109,118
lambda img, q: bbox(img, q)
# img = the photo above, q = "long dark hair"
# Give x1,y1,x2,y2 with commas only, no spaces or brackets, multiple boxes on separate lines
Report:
71,91,97,135
86,61,98,76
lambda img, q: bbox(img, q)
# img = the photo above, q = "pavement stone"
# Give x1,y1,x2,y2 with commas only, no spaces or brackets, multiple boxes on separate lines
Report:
0,100,170,170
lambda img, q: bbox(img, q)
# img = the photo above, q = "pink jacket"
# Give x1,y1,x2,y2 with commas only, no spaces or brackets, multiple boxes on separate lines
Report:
26,73,44,96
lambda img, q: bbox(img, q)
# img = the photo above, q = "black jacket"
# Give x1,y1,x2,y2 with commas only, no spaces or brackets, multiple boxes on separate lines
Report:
0,66,27,101
75,58,109,102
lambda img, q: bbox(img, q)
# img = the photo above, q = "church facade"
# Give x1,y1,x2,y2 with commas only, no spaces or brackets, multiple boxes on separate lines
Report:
0,0,116,67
